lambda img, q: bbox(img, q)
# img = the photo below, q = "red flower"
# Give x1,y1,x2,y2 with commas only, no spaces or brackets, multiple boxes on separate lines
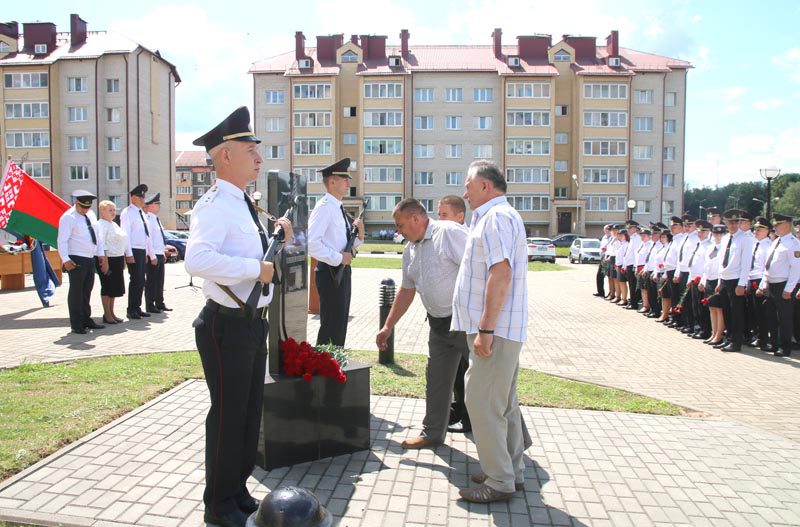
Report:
658,264,664,269
280,338,347,384
701,298,709,305
693,276,701,284
302,373,313,383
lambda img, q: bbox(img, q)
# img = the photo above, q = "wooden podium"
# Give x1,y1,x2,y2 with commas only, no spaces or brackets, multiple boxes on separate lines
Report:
0,250,62,290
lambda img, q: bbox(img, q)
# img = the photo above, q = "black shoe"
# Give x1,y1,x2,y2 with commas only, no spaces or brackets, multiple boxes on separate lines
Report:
85,321,105,330
157,304,173,311
203,509,248,527
237,496,259,514
127,310,141,320
691,333,706,340
748,339,760,348
713,340,730,349
102,316,118,325
680,326,694,334
774,350,792,357
447,420,472,434
146,306,162,314
761,344,776,353
71,328,87,335
592,293,604,297
720,343,741,352
138,310,151,317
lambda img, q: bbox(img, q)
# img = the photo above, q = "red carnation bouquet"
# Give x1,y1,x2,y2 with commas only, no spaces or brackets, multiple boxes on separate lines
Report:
280,338,347,384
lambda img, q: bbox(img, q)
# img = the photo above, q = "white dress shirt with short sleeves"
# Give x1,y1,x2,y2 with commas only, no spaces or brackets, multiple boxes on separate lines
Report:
759,234,800,292
120,203,154,259
307,192,363,267
57,207,104,261
98,218,128,257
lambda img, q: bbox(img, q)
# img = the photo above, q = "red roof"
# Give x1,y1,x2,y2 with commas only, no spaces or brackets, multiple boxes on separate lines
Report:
175,150,209,167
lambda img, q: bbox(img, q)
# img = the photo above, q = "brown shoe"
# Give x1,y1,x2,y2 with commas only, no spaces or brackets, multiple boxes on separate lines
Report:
401,436,439,449
470,472,524,491
458,484,516,503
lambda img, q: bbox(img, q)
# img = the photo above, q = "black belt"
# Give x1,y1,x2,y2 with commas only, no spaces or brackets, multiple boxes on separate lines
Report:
205,299,268,320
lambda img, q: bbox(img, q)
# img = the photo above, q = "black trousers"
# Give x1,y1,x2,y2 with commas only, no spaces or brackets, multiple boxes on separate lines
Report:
595,262,605,296
766,282,794,353
626,265,639,306
145,254,166,309
721,279,745,346
691,282,709,335
195,304,268,515
670,273,684,323
794,284,800,344
452,356,469,424
744,279,767,343
127,248,147,312
66,255,95,330
646,272,660,315
315,262,351,347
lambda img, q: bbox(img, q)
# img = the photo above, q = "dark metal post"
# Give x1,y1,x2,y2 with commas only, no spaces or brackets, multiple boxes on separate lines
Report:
378,278,395,364
766,177,772,220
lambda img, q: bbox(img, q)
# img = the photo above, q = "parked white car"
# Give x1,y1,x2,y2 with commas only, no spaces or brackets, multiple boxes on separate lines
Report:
526,237,556,263
569,238,602,264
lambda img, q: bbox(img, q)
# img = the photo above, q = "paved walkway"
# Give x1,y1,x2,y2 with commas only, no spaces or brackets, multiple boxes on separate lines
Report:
1,380,799,527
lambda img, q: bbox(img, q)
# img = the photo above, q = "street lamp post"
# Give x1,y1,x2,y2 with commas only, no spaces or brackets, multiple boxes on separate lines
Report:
759,167,781,220
571,174,581,236
697,199,707,219
728,196,740,209
627,199,636,221
752,197,765,217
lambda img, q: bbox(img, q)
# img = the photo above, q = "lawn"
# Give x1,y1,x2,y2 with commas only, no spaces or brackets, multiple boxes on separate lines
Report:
360,242,403,253
351,256,570,271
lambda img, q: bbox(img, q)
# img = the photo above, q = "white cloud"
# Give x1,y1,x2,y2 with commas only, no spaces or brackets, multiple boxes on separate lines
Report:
752,99,783,111
717,86,748,113
771,47,800,82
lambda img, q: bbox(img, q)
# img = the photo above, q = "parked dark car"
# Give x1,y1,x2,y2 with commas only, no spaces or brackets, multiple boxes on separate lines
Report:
551,233,579,247
163,231,187,260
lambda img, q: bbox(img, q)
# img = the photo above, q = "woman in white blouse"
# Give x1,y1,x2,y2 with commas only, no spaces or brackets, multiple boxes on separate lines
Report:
97,200,128,324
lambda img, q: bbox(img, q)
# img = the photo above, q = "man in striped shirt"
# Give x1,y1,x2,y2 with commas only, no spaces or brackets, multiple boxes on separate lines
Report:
452,160,528,504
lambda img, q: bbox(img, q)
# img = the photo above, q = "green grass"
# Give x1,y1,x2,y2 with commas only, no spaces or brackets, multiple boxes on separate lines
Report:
360,242,403,253
556,247,570,257
350,256,403,269
528,261,571,271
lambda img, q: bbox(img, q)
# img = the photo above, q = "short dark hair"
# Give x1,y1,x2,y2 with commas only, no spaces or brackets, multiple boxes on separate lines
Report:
468,160,506,193
393,198,427,217
439,195,466,215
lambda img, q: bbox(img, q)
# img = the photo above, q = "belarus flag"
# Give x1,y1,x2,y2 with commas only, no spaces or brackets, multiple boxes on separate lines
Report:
0,161,70,248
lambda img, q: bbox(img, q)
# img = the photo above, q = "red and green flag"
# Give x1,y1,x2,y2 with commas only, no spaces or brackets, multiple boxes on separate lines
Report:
0,161,70,248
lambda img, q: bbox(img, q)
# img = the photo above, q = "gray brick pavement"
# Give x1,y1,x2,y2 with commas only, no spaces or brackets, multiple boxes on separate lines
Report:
1,380,799,526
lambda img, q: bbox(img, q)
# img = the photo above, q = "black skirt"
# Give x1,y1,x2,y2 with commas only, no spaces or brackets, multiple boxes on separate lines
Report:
97,255,126,297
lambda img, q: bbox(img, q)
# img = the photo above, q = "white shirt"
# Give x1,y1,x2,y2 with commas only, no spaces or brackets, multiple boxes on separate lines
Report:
606,237,619,257
616,240,628,266
654,240,673,277
184,179,274,308
700,242,722,286
688,237,712,281
98,219,128,257
120,203,154,259
452,196,528,342
664,234,683,271
57,207,104,261
600,234,612,260
759,234,800,292
748,237,771,280
644,240,662,272
718,229,756,286
676,231,699,274
308,192,363,266
623,233,642,267
146,212,166,255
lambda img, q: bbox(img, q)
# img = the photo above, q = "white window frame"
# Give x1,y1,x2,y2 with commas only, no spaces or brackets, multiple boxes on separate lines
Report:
665,92,677,107
7,131,50,148
663,200,675,214
293,83,332,100
364,138,402,155
445,115,461,130
4,102,49,119
363,166,402,183
555,105,568,116
69,136,88,151
106,108,121,123
446,172,462,186
414,171,434,185
106,166,121,181
364,83,402,99
69,165,90,181
445,88,463,102
663,146,676,161
106,78,120,93
506,139,550,156
341,51,358,63
554,50,571,62
413,144,434,158
365,194,402,211
505,82,551,98
266,117,286,131
107,137,121,152
555,160,568,172
68,106,88,122
664,119,676,134
635,200,652,214
583,140,627,157
506,167,550,184
293,139,332,156
22,161,50,179
473,88,493,102
446,144,462,159
507,194,550,211
632,145,654,160
414,116,434,130
583,111,628,128
473,145,493,159
265,145,284,159
473,116,493,130
363,111,402,127
506,110,551,127
582,168,627,184
634,117,654,132
414,88,434,102
633,172,653,186
293,167,322,184
583,83,628,99
662,173,675,188
342,133,357,145
584,194,627,212
634,89,654,104
4,72,48,88
294,111,332,128
555,132,568,144
67,77,87,93
265,90,285,104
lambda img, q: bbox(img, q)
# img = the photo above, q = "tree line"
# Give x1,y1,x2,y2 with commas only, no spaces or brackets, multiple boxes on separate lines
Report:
684,173,800,220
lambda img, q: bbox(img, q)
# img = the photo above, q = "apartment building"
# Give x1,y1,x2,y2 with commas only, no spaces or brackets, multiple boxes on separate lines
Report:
250,29,689,238
0,15,180,226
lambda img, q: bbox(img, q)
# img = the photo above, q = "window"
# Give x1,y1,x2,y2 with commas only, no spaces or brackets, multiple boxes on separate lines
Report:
583,140,627,156
473,145,493,158
69,136,88,151
0,41,11,53
107,137,121,152
265,145,284,159
446,144,462,158
341,50,358,63
342,133,357,145
107,78,120,93
107,108,121,123
265,90,284,104
22,162,50,179
266,117,286,131
506,82,550,98
663,173,675,188
6,132,50,148
414,144,434,158
445,88,462,102
554,50,571,62
292,167,322,184
663,200,675,214
583,84,628,99
582,168,627,184
343,106,357,117
555,133,568,144
446,172,462,185
473,116,493,130
663,146,676,161
67,77,87,92
364,166,402,183
415,88,434,102
506,111,550,126
585,194,626,211
583,111,627,127
68,106,88,122
634,89,653,104
195,173,206,183
363,111,402,127
665,92,677,107
635,200,652,214
506,167,550,183
555,105,568,116
555,160,567,172
177,200,193,209
473,88,493,102
177,185,192,194
634,117,653,132
555,187,568,198
414,171,434,185
4,72,48,88
664,120,676,134
445,116,461,130
419,199,435,213
69,165,90,181
364,83,402,98
506,139,550,156
632,145,654,159
107,166,121,181
414,116,434,130
366,194,402,211
294,111,332,127
4,102,48,119
507,194,550,211
293,139,331,155
293,83,332,99
633,172,652,186
364,139,402,155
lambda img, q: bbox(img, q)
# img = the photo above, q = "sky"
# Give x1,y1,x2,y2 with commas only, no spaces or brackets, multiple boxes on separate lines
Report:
8,0,800,188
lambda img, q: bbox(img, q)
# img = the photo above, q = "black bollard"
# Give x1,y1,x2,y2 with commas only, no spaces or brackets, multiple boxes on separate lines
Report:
379,277,396,364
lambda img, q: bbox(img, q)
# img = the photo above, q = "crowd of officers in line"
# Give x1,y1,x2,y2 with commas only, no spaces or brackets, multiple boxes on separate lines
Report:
594,207,800,356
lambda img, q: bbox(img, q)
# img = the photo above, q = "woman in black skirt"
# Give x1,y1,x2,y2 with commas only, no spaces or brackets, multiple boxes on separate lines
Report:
96,200,128,323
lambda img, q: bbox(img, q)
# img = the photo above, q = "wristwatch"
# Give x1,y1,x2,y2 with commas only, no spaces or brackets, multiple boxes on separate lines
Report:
478,328,494,334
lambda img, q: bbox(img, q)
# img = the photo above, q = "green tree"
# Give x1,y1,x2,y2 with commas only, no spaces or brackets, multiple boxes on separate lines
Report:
773,181,800,218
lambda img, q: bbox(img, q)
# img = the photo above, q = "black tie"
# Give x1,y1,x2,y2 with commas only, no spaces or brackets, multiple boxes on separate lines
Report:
340,204,351,239
766,239,780,271
679,236,689,260
645,242,656,263
157,217,166,246
244,193,270,294
722,235,733,267
139,209,150,237
750,242,760,271
688,242,701,267
84,215,97,245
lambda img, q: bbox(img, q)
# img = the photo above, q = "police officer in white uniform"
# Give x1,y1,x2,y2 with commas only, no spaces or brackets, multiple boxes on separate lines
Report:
144,192,170,313
715,209,756,352
185,106,293,527
57,190,107,333
308,158,364,346
121,183,155,319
